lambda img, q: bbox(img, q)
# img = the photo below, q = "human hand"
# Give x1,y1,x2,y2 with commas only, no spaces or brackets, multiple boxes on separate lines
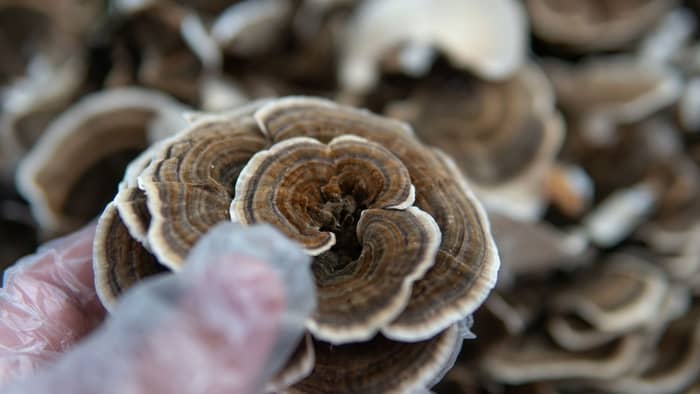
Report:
0,222,315,394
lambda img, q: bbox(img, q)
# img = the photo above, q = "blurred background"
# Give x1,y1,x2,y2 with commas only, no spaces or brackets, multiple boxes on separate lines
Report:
3,0,700,392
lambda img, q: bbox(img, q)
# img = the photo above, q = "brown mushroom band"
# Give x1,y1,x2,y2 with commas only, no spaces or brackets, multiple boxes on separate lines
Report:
231,134,440,342
255,97,499,341
388,66,554,186
526,0,675,51
291,324,462,394
93,97,498,390
92,97,500,392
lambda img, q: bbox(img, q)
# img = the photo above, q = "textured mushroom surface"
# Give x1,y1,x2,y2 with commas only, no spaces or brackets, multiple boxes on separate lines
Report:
291,324,462,393
17,88,187,235
526,0,677,51
545,57,681,140
339,0,526,93
0,0,100,167
482,333,646,384
93,96,499,391
550,254,668,333
387,64,563,220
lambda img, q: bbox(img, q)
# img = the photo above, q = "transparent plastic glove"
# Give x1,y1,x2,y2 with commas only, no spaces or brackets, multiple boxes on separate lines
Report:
1,222,316,394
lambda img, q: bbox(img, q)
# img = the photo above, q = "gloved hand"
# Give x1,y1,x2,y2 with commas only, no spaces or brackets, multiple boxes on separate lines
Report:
0,222,315,394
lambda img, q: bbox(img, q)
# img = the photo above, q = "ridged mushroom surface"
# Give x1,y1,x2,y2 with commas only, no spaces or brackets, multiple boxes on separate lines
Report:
93,96,500,392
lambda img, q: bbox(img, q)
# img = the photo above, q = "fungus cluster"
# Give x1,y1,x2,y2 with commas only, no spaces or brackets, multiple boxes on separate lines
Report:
5,0,700,392
93,97,499,392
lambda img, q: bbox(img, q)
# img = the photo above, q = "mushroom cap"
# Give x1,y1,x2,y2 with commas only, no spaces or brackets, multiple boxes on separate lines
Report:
387,64,564,220
526,0,677,52
253,97,499,341
0,55,85,157
93,96,499,390
95,97,499,342
339,0,526,93
550,254,668,333
545,57,681,142
489,212,590,283
290,323,463,393
93,203,168,309
599,306,700,394
16,87,187,235
231,135,441,343
482,333,646,384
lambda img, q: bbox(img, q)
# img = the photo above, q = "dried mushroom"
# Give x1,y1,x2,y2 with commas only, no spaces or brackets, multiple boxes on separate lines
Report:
17,87,187,235
291,323,463,393
93,97,499,392
526,0,676,52
387,64,563,220
339,0,526,93
6,1,700,392
482,333,646,384
0,0,100,162
545,57,681,144
599,306,700,394
482,254,674,386
488,212,589,288
549,254,668,335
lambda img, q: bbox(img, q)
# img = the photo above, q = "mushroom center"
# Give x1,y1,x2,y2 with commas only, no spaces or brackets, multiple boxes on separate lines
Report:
312,177,365,273
231,135,415,256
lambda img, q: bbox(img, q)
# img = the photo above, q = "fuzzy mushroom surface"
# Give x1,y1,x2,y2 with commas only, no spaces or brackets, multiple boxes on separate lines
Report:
93,96,500,392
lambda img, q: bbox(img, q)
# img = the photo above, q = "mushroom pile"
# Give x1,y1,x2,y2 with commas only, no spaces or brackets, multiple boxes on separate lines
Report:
5,0,700,392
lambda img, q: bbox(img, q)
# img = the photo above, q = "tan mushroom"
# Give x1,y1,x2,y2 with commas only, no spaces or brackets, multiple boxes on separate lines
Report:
599,306,700,394
547,281,688,355
339,0,526,93
482,333,646,384
94,96,499,391
0,0,102,163
544,254,671,353
545,57,681,144
93,203,167,307
549,254,668,334
291,324,463,393
526,0,677,52
488,212,589,288
387,64,564,220
0,56,84,162
17,87,187,235
231,135,440,342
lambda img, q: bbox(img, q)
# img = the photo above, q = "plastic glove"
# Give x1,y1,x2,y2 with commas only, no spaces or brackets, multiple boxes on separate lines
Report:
0,222,315,394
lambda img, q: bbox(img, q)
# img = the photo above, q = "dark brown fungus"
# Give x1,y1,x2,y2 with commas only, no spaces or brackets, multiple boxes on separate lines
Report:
93,97,499,390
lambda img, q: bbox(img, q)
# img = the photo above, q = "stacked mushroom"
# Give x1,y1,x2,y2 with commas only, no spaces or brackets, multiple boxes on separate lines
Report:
424,2,700,393
92,97,500,392
481,253,700,393
7,0,700,392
